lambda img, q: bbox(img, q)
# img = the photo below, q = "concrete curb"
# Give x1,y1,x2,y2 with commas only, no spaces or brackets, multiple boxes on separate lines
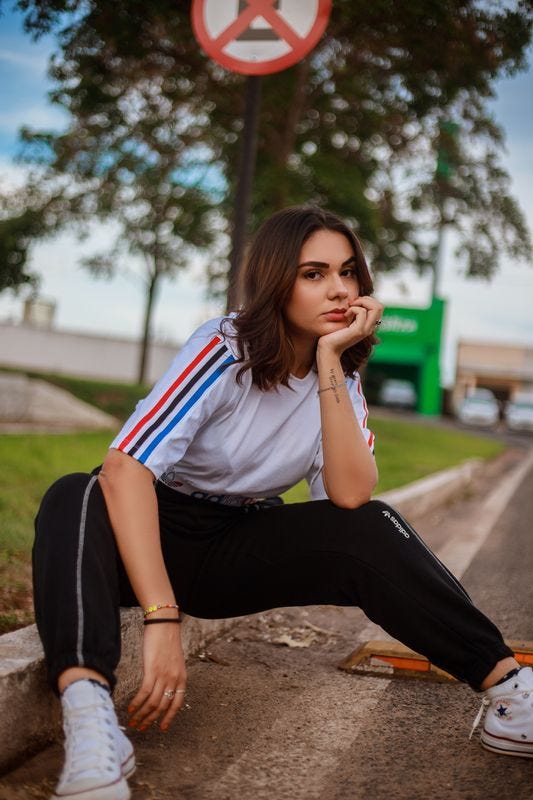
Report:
377,457,484,519
0,457,485,773
0,611,239,773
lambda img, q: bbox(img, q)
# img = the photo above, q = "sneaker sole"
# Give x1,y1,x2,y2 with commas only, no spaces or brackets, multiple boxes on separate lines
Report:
122,751,136,779
52,775,131,800
481,732,533,759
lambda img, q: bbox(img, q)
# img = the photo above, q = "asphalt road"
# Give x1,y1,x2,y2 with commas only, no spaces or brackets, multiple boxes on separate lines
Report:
1,449,532,800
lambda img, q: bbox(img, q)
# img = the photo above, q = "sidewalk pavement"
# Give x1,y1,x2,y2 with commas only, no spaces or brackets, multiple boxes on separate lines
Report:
0,456,487,773
2,446,532,800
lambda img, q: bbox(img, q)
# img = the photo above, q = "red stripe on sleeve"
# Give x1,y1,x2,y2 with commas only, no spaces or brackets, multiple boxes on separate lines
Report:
355,375,369,428
117,335,221,451
368,431,375,451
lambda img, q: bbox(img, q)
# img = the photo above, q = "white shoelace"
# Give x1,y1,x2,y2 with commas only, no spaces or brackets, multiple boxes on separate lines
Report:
469,696,490,740
61,705,118,783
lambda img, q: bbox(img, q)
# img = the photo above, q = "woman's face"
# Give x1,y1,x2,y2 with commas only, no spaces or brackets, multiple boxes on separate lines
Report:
284,228,360,345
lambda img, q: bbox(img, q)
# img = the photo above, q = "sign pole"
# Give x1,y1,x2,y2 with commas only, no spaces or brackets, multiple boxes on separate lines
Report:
191,0,332,310
227,74,262,312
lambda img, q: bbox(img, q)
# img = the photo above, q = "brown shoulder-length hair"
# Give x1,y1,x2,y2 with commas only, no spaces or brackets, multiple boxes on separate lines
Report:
226,205,376,390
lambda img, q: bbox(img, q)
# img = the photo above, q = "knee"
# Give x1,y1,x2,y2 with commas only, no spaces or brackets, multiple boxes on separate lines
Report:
36,472,100,526
337,499,414,547
364,499,413,540
337,498,397,521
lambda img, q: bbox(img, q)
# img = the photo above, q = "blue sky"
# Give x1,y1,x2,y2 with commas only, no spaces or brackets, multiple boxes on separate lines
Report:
1,5,533,385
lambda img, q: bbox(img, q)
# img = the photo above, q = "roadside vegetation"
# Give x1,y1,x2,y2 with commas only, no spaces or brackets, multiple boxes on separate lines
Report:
283,417,503,502
0,406,503,633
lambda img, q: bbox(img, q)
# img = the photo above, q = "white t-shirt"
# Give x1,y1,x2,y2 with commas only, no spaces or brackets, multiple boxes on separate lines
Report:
110,317,375,501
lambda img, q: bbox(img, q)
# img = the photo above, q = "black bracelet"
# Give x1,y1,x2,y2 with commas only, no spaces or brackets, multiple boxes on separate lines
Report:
143,616,183,625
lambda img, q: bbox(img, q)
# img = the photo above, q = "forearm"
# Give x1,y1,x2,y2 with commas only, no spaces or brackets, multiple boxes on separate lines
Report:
98,449,176,611
316,345,378,508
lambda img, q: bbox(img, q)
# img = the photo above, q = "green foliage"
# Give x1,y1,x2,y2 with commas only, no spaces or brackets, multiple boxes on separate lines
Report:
1,0,532,305
0,208,43,292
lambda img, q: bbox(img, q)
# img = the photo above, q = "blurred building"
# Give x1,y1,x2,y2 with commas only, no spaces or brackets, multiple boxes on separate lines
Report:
453,341,533,408
22,298,56,329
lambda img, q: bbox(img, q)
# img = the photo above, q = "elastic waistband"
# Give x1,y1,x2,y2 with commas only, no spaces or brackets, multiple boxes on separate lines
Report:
159,478,282,508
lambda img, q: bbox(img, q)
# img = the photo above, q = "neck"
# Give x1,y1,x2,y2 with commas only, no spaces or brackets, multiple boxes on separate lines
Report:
291,338,317,379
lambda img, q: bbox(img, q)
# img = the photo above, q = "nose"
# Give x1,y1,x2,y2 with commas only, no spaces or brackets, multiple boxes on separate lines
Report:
327,272,349,300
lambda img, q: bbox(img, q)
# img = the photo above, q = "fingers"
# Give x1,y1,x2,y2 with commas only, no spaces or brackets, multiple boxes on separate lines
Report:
128,622,188,732
128,677,187,732
345,305,373,338
348,296,384,334
160,688,187,731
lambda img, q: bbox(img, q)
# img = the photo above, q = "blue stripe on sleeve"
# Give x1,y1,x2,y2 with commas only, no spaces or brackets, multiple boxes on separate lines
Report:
136,355,236,464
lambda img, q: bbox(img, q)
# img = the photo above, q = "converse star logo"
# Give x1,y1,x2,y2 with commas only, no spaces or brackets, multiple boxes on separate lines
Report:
381,509,410,539
496,704,510,717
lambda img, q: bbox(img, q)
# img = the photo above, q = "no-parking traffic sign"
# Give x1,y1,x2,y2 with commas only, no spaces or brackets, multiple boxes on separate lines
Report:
191,0,332,75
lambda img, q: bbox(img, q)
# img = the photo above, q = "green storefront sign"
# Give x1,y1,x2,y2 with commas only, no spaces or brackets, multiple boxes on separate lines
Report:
366,298,446,415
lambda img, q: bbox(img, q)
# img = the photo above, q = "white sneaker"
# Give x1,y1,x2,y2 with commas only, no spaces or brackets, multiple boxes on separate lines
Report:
472,666,533,758
52,679,135,799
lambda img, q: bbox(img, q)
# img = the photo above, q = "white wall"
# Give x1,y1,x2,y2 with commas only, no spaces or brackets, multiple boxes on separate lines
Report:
0,323,180,385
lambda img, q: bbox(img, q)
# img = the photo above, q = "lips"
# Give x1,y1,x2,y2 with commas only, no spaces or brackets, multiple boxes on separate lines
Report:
323,308,348,320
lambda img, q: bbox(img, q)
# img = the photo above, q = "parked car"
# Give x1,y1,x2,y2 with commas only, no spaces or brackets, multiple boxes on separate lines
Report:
457,388,499,428
378,379,417,409
505,393,533,432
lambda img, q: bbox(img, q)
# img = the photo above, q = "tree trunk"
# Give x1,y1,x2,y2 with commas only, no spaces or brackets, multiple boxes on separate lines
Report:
226,75,262,312
137,263,160,385
273,58,311,209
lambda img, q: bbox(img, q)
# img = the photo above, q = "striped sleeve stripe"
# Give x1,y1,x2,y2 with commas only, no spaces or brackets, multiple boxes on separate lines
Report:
136,355,236,464
117,335,222,452
355,374,369,428
125,343,231,456
355,375,374,451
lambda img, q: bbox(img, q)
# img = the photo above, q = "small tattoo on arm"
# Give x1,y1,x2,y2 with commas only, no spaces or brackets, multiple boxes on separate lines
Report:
329,369,341,404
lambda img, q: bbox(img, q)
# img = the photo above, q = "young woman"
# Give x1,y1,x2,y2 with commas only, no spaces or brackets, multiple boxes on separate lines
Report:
33,206,533,800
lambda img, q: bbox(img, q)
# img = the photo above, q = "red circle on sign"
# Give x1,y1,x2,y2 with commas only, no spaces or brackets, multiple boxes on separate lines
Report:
191,0,332,76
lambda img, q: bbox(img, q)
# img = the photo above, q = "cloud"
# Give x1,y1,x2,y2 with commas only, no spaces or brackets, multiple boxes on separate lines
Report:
0,105,67,134
0,158,33,188
0,46,49,75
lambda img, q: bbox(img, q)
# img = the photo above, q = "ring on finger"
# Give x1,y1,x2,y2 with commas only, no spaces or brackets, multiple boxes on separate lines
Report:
163,689,176,699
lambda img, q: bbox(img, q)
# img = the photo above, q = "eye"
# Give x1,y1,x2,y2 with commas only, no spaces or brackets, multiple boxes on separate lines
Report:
303,270,323,280
341,267,358,279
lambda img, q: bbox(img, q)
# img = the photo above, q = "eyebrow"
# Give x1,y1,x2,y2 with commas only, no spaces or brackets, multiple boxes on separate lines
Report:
297,256,357,269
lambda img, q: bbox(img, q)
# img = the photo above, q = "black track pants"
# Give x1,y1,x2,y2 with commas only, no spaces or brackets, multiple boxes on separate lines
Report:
33,474,513,692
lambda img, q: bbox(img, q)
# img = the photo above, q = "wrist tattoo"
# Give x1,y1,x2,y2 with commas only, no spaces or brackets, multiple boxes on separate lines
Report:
316,369,346,403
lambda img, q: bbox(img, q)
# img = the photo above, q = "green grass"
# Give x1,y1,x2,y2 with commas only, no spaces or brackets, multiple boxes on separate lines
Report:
0,430,115,630
0,420,504,558
282,416,504,503
0,418,504,630
371,417,503,492
0,431,112,559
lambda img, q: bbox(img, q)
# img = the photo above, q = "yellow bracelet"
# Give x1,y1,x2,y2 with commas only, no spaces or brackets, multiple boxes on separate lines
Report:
143,603,180,618
317,381,347,395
